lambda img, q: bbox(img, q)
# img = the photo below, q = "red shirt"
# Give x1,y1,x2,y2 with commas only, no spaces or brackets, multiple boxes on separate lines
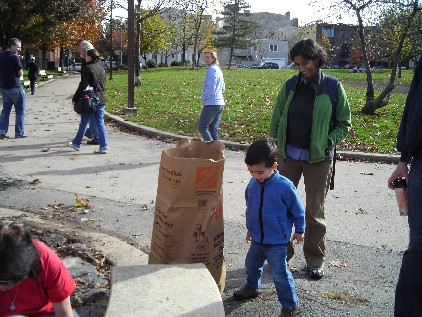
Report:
0,240,76,317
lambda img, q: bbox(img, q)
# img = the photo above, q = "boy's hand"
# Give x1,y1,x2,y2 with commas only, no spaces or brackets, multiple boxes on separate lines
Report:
246,231,252,243
292,233,304,244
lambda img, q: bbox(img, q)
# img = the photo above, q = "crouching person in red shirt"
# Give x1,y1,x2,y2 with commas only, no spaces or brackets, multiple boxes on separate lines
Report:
0,222,79,317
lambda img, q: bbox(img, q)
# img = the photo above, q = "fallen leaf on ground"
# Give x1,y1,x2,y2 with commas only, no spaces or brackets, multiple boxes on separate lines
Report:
360,172,374,175
356,207,368,214
41,148,50,152
30,179,41,184
74,194,91,208
330,260,347,268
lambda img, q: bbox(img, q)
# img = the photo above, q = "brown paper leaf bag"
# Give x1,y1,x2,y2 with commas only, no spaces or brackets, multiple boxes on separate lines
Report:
148,138,226,293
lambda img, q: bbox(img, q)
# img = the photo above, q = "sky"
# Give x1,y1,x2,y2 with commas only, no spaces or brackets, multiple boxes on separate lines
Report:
113,0,356,26
246,0,320,25
245,0,356,25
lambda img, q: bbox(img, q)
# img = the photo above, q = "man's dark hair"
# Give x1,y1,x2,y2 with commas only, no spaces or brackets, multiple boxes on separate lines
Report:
7,38,21,49
245,138,278,168
290,39,326,68
0,222,41,281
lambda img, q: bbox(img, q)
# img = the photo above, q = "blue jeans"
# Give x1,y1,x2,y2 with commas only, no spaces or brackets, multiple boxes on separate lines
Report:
198,105,224,142
395,150,422,316
84,115,99,140
0,86,26,137
72,104,107,151
245,241,299,308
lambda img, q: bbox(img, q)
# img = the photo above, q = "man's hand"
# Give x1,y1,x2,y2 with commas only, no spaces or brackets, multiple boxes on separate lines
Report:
388,161,409,189
246,231,252,243
292,233,304,244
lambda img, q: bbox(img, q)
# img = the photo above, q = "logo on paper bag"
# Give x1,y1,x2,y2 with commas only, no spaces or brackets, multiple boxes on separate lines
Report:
195,166,220,189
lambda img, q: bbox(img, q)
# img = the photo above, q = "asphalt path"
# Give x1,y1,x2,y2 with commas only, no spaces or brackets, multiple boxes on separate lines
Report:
0,75,409,316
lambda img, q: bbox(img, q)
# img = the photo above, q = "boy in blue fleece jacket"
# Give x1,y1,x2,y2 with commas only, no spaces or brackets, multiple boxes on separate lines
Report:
233,138,305,317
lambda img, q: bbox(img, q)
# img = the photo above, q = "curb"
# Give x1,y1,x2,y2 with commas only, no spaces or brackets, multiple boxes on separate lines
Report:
105,112,400,163
0,207,149,266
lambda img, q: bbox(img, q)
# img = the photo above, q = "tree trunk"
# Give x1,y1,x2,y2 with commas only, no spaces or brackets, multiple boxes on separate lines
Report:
42,44,47,70
361,0,418,114
59,47,64,69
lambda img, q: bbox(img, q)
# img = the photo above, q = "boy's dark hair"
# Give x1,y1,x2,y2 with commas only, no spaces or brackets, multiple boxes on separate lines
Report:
86,49,100,61
0,222,41,281
245,138,278,168
290,39,326,68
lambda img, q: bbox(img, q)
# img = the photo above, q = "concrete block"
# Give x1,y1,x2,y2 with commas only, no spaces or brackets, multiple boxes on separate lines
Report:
106,264,225,317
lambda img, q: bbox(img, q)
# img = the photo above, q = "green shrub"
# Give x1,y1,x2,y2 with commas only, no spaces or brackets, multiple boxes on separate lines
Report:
180,60,191,66
146,59,157,68
170,60,180,66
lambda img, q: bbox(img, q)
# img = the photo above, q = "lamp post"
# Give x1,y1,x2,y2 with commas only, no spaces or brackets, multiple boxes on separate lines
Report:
109,0,113,80
124,0,137,113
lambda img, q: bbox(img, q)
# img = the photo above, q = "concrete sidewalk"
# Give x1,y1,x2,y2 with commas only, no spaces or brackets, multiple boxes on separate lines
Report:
0,75,408,316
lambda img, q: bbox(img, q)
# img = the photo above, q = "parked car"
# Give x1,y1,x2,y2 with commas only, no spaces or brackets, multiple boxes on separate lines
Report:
73,63,82,71
371,65,386,70
282,63,296,69
261,62,280,69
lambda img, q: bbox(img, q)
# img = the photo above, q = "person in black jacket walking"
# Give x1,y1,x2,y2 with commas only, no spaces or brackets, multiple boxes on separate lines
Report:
27,57,39,95
68,49,108,154
388,56,422,317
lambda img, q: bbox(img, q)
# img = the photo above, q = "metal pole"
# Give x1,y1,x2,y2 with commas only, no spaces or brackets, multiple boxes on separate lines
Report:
125,0,137,113
109,0,113,80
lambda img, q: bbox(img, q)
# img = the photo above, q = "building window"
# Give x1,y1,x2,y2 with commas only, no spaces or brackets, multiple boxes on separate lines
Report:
340,30,345,38
269,44,278,52
322,28,335,38
171,54,174,58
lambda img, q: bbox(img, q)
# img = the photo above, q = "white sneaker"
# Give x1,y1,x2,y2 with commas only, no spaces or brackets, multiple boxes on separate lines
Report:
68,141,80,151
94,149,107,154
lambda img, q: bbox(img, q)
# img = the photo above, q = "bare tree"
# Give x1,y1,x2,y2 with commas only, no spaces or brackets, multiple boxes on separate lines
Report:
313,0,421,114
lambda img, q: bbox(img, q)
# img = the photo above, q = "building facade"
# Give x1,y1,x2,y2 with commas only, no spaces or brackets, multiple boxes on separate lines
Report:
299,23,360,68
218,11,299,68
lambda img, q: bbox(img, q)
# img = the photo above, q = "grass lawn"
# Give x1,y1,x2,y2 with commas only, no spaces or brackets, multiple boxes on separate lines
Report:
106,67,414,154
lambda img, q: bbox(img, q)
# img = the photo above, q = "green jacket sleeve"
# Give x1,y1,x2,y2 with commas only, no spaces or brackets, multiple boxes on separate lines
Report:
269,83,288,139
328,82,352,147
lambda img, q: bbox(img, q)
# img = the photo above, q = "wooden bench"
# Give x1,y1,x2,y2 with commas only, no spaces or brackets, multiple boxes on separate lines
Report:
39,70,54,81
19,76,31,90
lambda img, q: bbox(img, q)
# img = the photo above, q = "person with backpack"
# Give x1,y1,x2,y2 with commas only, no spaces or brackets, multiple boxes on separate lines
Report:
269,39,351,280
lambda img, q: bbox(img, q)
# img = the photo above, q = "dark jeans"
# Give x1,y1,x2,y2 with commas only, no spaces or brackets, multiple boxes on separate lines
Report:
29,76,37,95
395,150,422,316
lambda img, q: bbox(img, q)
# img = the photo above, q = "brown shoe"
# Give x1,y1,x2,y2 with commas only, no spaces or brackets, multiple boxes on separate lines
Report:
233,285,258,301
279,304,302,316
0,133,9,139
309,266,324,280
86,139,99,145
